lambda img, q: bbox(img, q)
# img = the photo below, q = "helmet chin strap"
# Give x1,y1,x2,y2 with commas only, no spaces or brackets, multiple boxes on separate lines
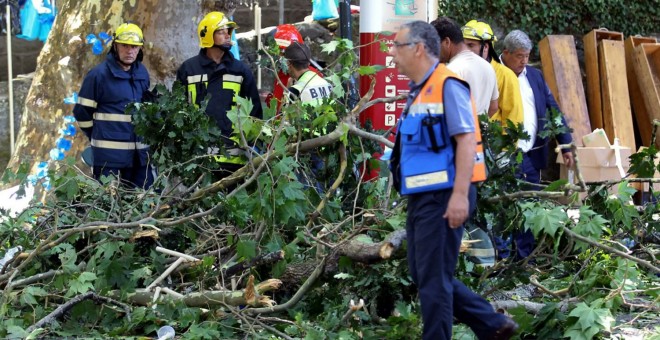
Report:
212,43,233,52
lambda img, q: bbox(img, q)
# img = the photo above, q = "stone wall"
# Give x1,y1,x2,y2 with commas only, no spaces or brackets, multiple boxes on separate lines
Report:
0,36,43,81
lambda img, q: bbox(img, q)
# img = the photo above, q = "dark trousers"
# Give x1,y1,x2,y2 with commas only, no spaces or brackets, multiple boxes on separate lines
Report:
94,163,156,190
506,154,540,259
406,186,506,339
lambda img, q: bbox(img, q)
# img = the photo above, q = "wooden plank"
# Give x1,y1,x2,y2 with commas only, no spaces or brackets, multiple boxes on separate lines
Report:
539,35,590,145
633,43,660,147
583,30,624,130
624,36,657,146
598,40,635,150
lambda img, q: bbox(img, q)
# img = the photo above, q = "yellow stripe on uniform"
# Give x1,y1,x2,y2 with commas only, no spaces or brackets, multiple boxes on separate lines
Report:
223,74,243,104
77,96,98,108
94,112,132,122
188,84,198,107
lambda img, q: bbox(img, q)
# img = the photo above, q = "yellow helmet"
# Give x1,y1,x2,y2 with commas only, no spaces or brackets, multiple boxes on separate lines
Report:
462,20,496,42
114,23,144,46
198,12,238,48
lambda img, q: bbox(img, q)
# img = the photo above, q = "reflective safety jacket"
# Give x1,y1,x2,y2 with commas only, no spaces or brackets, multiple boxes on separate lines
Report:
177,49,262,164
73,53,150,168
177,49,262,140
391,64,486,195
288,70,333,107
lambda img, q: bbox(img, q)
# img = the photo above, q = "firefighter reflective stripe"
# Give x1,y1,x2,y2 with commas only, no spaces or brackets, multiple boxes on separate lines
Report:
404,170,449,189
212,154,245,164
223,74,243,84
211,146,245,164
222,74,243,104
408,103,444,115
94,113,132,122
92,139,148,150
187,74,208,83
78,120,93,128
77,96,97,108
186,74,209,106
187,84,198,106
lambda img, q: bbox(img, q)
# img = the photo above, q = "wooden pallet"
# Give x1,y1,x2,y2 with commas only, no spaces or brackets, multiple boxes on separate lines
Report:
583,29,624,130
632,43,660,147
539,35,591,145
598,40,635,150
624,36,658,147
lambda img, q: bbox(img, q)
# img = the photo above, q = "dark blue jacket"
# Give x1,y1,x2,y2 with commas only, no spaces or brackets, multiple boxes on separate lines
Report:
74,53,150,168
525,66,573,170
176,49,262,144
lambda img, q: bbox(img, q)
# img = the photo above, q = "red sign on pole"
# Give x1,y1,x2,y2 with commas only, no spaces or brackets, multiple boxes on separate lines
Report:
358,0,438,137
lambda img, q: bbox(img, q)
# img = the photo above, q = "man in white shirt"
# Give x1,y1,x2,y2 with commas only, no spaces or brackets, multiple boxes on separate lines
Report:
431,17,499,117
500,29,574,259
500,30,574,185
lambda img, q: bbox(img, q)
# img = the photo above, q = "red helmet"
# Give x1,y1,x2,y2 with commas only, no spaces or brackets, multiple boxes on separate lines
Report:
274,24,303,50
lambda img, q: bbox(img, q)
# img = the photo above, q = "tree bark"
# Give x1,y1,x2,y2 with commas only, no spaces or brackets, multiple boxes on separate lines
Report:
109,277,282,308
4,0,233,183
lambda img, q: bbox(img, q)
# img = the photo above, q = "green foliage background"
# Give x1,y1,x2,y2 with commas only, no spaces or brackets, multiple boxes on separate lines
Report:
439,0,660,55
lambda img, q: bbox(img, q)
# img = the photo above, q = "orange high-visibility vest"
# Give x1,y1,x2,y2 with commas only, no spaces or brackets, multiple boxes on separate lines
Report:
407,64,487,184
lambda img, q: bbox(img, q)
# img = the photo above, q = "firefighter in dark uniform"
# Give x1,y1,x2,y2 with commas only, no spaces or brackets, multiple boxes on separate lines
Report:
176,11,263,179
388,21,518,339
74,23,155,190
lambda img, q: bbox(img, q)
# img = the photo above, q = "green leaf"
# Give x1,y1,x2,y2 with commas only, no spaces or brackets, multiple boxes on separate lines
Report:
523,204,567,238
236,239,257,260
25,328,46,340
386,215,406,230
358,65,385,75
321,40,341,53
6,325,28,340
183,323,221,340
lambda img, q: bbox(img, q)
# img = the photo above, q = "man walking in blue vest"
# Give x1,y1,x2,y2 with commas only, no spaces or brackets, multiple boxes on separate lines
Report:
388,20,518,339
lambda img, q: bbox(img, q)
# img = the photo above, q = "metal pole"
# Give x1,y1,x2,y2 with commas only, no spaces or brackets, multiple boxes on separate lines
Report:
255,3,261,89
278,0,284,25
6,4,15,155
339,0,359,109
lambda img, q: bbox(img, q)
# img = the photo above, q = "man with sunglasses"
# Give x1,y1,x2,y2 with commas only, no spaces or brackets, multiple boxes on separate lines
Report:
74,23,156,189
177,11,262,180
388,20,518,340
462,20,523,128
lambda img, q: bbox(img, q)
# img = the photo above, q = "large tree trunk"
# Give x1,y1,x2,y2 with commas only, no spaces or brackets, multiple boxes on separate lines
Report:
4,0,235,184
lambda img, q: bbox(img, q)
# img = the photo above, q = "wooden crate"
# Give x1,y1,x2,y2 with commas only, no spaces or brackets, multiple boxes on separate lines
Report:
632,43,660,147
624,36,657,147
583,29,624,130
539,35,591,145
598,40,635,150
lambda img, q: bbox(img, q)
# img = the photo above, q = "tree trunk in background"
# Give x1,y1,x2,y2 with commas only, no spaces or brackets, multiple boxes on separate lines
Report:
4,0,234,183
